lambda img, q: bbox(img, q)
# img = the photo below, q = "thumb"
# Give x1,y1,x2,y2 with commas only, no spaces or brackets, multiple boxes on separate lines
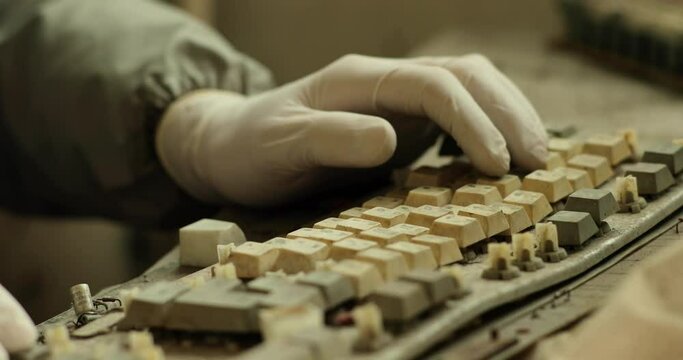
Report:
0,285,37,353
297,110,397,168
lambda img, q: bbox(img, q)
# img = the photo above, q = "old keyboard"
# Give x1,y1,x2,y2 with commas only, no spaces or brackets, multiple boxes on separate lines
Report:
39,135,683,360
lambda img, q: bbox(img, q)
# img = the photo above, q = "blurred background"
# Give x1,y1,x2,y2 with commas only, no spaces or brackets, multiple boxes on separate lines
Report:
2,0,682,323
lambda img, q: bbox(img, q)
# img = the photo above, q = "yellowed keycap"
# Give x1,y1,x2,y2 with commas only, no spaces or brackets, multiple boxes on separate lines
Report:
548,138,583,160
356,248,409,281
362,196,404,209
330,238,378,261
431,214,486,248
388,223,430,238
313,217,344,230
287,228,353,245
551,167,594,190
337,218,381,234
488,203,532,235
339,207,365,219
361,207,407,227
451,184,503,206
358,227,407,246
411,234,463,265
459,204,510,238
674,139,683,146
230,242,280,278
330,259,384,298
522,170,573,203
405,166,449,188
385,242,437,270
442,204,465,215
545,151,566,170
405,205,451,228
583,134,631,165
503,190,553,224
405,186,452,207
270,238,329,274
567,154,613,186
393,205,415,214
476,174,522,197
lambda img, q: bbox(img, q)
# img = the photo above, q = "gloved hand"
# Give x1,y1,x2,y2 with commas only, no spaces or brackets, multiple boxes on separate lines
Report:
156,54,547,206
0,285,37,360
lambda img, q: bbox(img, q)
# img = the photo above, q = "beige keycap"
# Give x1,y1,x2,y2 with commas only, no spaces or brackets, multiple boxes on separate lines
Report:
361,207,407,227
476,174,522,197
488,203,532,235
230,242,280,278
388,223,430,238
522,170,574,203
411,234,463,265
362,196,404,209
459,204,510,238
545,151,566,170
356,248,409,281
393,205,415,214
339,207,365,219
583,134,631,165
385,242,437,270
287,228,353,245
552,167,594,190
269,238,330,274
451,184,503,206
567,154,614,186
442,204,465,214
313,217,344,230
548,138,583,160
330,238,378,261
431,214,486,248
337,218,381,234
405,205,451,228
503,190,553,224
330,259,384,298
404,166,449,188
358,227,407,246
405,186,452,207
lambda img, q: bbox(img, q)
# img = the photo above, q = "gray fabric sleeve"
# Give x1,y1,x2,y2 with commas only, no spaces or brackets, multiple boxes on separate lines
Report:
0,0,274,227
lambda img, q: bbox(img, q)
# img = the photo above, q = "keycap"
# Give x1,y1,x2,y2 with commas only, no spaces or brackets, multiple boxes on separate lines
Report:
313,217,344,230
287,228,353,245
535,222,567,262
583,134,632,165
430,214,486,248
358,227,407,246
615,176,648,213
552,167,594,190
546,211,599,247
385,242,438,270
481,243,519,280
259,283,326,309
269,238,329,274
440,265,469,298
356,248,409,281
476,174,522,197
179,219,246,267
405,166,450,188
405,205,451,228
330,259,384,298
231,242,280,278
459,204,510,237
522,170,573,203
296,271,355,309
118,281,191,329
488,203,532,235
546,124,576,138
545,151,566,170
337,218,381,234
330,237,378,260
623,162,675,195
503,190,553,224
411,234,463,265
511,233,544,272
405,186,453,207
393,205,415,214
642,144,683,175
368,281,430,322
400,269,458,304
564,188,618,224
548,138,583,160
451,184,503,206
388,223,430,238
362,196,404,209
339,207,365,219
259,304,323,342
442,204,465,215
567,154,613,186
361,207,407,227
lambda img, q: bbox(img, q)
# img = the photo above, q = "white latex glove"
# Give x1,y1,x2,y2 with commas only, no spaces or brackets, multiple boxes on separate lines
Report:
157,54,547,206
0,285,37,360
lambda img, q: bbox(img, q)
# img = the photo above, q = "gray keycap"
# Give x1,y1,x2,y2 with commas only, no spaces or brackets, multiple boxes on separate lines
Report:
547,211,599,246
368,281,430,322
400,269,457,305
117,281,191,329
624,163,675,195
564,188,618,223
642,144,683,175
296,271,355,309
258,283,326,309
